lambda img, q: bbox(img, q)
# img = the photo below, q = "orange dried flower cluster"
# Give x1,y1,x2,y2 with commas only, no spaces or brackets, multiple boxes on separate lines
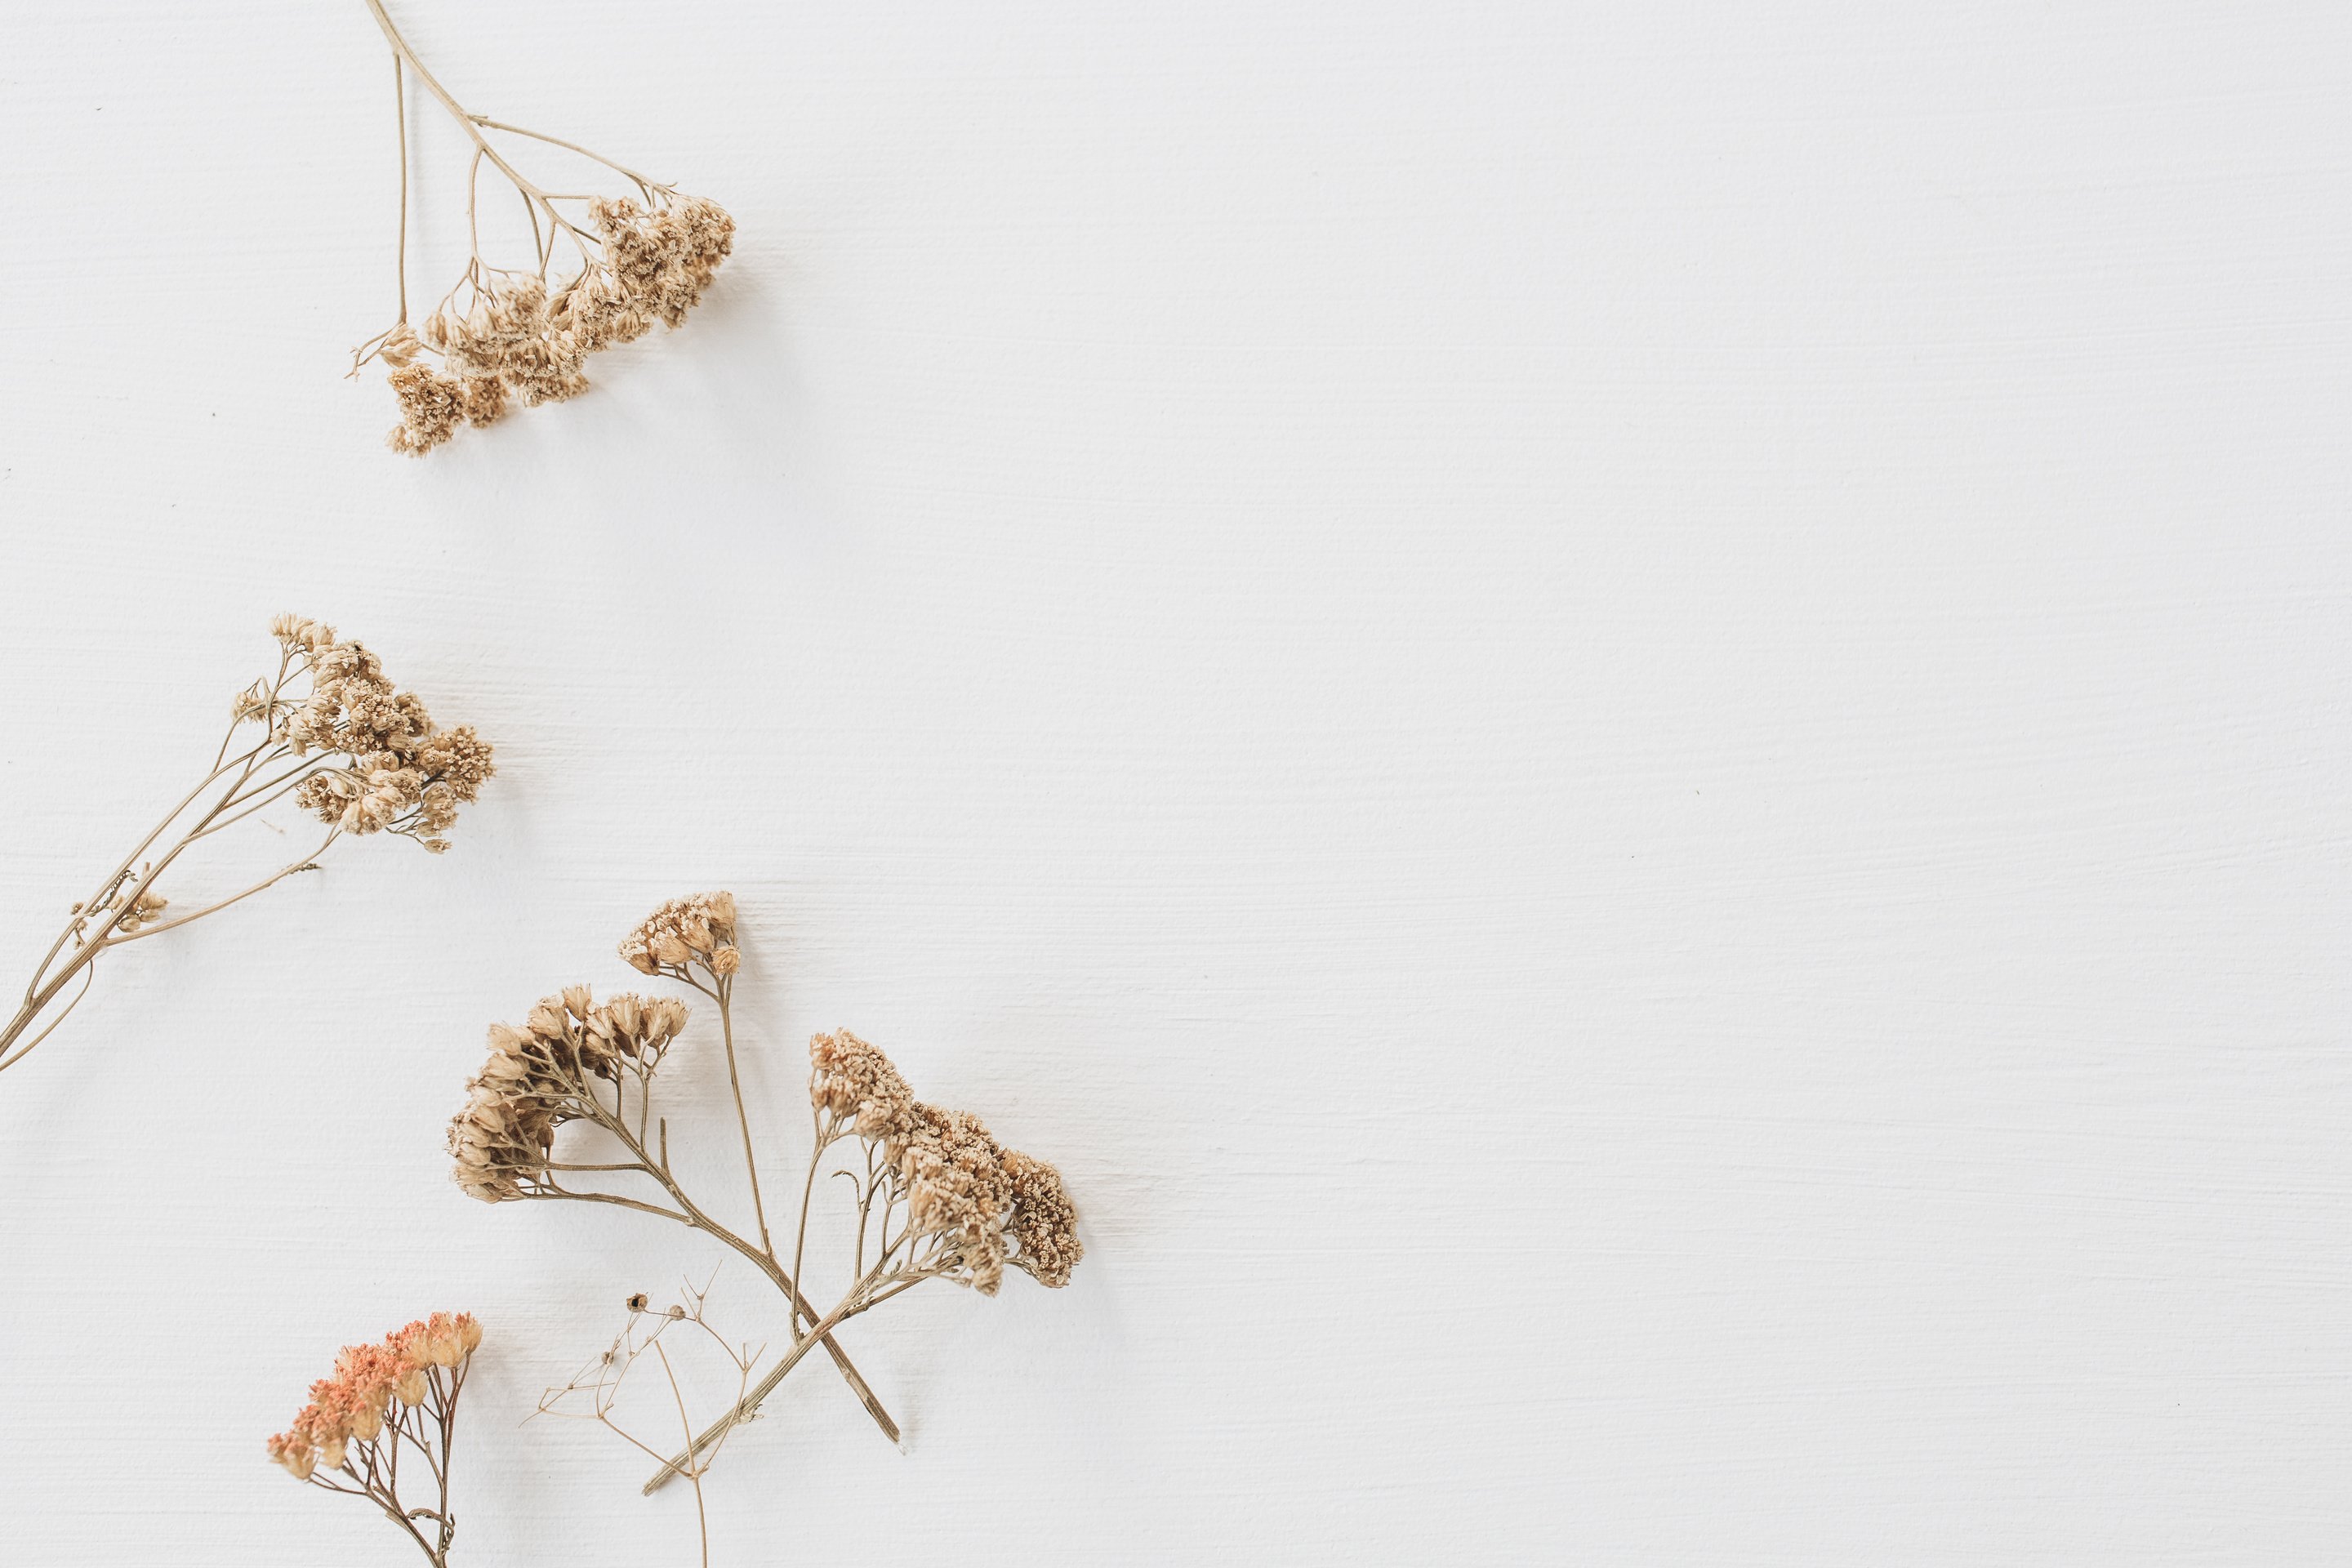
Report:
267,1312,482,1482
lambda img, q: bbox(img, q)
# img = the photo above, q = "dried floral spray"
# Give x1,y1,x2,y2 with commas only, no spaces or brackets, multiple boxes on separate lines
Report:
355,0,736,455
447,893,1082,1492
0,616,493,1080
267,1312,483,1567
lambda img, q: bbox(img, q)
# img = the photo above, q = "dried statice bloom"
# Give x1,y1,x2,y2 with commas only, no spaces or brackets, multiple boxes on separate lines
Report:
809,1029,1085,1297
448,987,688,1201
809,1027,917,1140
1003,1148,1083,1288
618,890,740,978
590,196,737,327
267,1312,483,1566
274,630,495,853
0,615,494,1083
354,5,735,454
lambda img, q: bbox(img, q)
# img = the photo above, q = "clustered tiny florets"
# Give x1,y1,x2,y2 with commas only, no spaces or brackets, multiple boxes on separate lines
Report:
266,1312,482,1481
259,615,495,853
380,195,734,456
448,987,690,1201
810,1028,1084,1293
618,889,740,977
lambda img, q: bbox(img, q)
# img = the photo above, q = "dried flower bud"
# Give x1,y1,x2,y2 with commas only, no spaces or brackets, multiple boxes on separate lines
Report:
710,944,740,976
269,1436,316,1481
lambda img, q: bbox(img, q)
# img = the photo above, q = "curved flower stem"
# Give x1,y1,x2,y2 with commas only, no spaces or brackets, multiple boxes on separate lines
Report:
100,834,337,946
360,0,600,243
467,118,663,198
713,982,776,1257
392,48,409,320
0,742,299,1075
569,1099,903,1446
642,1276,876,1494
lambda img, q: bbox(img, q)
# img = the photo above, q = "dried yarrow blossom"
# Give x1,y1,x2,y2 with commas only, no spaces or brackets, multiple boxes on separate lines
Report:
267,1312,483,1566
354,0,736,454
445,891,1082,1494
0,616,493,1081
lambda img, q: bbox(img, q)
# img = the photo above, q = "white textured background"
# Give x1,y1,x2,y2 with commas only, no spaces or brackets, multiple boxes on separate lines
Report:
1,2,2347,1562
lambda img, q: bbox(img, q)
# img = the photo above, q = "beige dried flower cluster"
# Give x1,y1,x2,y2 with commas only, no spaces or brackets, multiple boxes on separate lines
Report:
268,617,496,852
445,891,1083,1495
619,889,741,978
266,1312,483,1567
0,616,493,1083
812,1029,1084,1293
449,987,689,1202
357,1,733,454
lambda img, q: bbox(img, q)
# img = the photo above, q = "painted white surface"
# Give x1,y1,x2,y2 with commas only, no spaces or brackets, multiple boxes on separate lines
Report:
1,2,2347,1561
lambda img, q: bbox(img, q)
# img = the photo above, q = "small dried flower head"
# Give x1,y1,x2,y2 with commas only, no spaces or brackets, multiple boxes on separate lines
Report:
387,362,466,455
619,892,738,977
114,891,168,934
808,1029,917,1142
379,322,422,368
808,1029,1084,1295
1004,1149,1084,1288
272,621,495,852
373,194,733,455
626,1292,649,1312
266,1432,315,1481
449,990,690,1200
267,1312,482,1485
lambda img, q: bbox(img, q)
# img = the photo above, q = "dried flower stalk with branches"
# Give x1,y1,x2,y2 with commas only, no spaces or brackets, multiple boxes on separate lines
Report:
0,616,493,1081
537,1281,759,1568
354,0,736,454
267,1312,483,1567
446,892,1084,1494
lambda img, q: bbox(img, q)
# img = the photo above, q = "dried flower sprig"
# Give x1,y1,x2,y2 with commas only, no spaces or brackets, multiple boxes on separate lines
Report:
267,1312,483,1567
354,1,736,455
449,893,897,1446
536,1281,759,1568
444,892,1083,1494
0,616,493,1080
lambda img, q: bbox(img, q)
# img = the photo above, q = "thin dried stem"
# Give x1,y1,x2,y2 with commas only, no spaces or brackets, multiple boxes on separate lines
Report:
538,1281,755,1566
